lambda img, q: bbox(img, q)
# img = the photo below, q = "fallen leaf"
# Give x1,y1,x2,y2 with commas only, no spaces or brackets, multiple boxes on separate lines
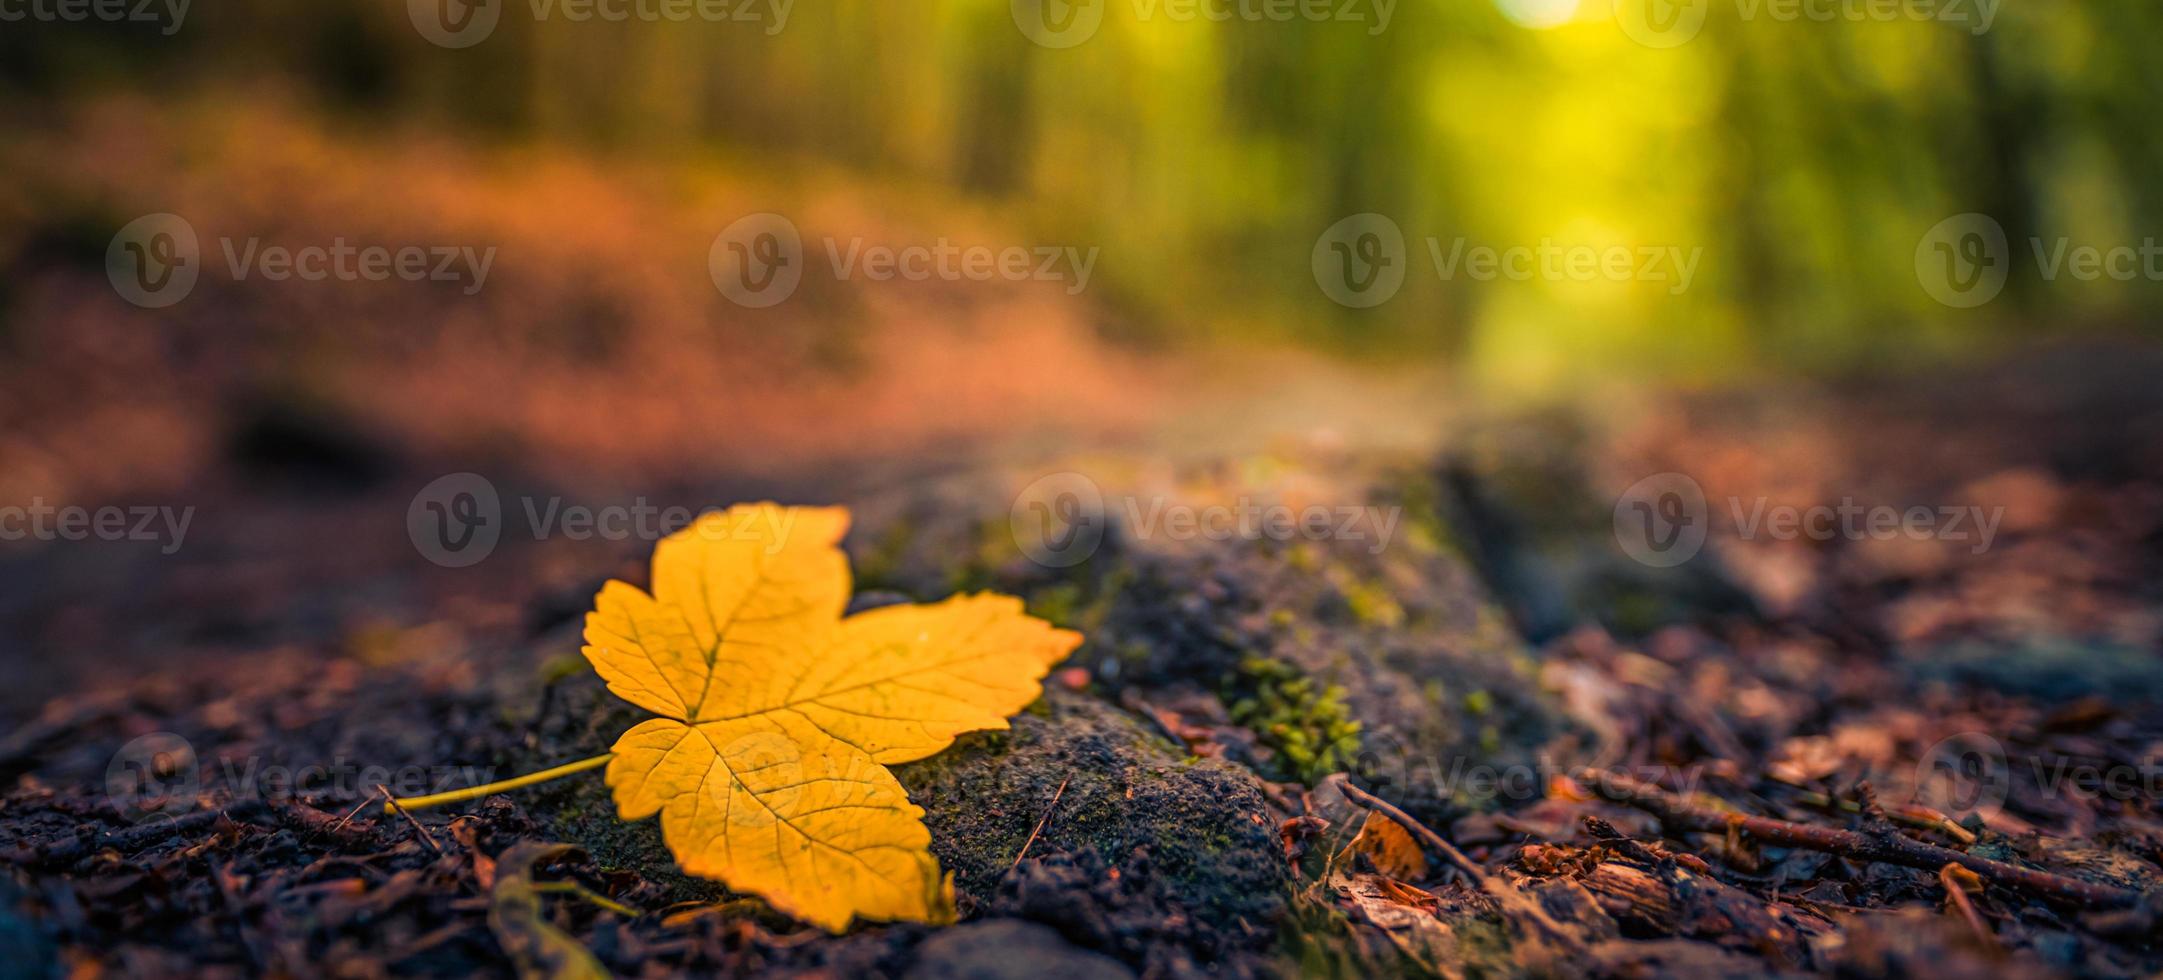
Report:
582,503,1082,931
1334,872,1458,975
1351,810,1431,882
451,816,497,890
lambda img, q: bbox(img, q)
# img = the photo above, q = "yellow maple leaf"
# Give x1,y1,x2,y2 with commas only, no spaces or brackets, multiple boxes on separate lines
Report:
579,503,1082,931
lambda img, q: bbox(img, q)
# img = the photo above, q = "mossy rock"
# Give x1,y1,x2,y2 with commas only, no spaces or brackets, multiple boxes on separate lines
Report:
896,690,1290,939
524,676,1288,950
841,454,1571,827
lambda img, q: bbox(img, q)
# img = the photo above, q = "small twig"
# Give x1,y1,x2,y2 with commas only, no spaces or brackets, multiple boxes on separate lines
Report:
1012,775,1071,868
332,789,381,834
379,784,443,854
1939,864,2002,958
1768,774,1975,846
1575,768,2139,909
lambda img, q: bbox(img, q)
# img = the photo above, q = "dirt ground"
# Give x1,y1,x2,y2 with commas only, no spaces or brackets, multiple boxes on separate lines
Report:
6,338,2163,977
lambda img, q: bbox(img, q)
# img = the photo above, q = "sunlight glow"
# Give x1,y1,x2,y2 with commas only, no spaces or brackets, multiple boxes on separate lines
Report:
1495,0,1582,29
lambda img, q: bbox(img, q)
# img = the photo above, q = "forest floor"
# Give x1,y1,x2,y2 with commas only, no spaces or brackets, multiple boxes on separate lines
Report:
5,339,2163,978
6,101,2163,978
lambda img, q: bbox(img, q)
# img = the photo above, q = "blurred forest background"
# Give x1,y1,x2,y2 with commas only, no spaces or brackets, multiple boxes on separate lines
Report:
6,0,2159,389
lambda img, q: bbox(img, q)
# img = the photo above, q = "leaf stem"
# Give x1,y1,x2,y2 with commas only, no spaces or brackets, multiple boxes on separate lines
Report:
531,881,644,918
385,753,613,814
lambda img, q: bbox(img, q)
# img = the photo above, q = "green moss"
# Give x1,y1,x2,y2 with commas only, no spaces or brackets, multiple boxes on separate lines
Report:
1225,656,1363,784
1382,465,1459,559
1309,552,1406,631
1340,576,1405,628
1027,581,1086,627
